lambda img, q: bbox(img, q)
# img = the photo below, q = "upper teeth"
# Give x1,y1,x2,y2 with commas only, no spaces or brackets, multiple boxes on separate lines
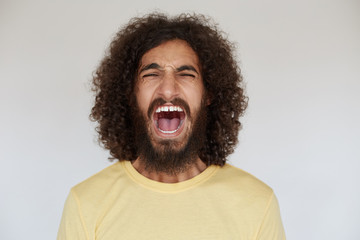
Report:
155,106,184,113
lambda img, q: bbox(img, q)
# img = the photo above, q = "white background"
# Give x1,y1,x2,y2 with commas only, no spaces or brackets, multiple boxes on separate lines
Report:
1,0,359,239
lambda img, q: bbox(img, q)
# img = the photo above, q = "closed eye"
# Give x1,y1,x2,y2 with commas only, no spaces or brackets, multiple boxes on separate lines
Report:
143,73,159,78
179,73,195,78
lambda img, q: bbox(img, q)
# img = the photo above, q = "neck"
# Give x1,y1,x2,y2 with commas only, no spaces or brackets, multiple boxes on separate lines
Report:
131,157,207,183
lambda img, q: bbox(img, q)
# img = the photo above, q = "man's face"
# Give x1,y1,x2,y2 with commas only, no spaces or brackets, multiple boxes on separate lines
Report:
133,39,206,173
135,39,205,150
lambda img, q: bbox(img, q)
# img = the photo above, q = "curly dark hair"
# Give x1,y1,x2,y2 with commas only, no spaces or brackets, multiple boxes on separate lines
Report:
90,12,248,166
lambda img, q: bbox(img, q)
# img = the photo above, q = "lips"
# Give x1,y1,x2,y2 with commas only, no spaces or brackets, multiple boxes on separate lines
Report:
153,105,186,134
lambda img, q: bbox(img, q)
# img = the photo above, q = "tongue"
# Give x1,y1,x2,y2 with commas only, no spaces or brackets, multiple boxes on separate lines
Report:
158,118,180,131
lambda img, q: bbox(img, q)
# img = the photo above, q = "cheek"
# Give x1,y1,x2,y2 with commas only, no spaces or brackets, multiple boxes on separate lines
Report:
135,89,152,114
189,87,205,107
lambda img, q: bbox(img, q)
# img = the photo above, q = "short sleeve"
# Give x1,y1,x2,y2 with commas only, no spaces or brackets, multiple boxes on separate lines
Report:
57,190,89,240
256,193,286,240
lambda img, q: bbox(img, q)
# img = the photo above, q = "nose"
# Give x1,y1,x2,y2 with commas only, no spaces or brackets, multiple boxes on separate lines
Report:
157,72,179,101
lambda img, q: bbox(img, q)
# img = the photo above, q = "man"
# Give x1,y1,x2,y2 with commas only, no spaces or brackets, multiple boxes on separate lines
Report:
58,13,285,239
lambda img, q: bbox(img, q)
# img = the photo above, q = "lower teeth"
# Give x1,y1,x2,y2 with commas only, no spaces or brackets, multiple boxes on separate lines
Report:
159,129,178,134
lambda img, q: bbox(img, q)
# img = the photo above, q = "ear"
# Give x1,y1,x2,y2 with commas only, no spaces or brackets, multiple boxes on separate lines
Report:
206,97,211,106
205,91,213,106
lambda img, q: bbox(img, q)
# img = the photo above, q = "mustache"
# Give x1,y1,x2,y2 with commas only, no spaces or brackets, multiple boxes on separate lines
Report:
147,98,191,119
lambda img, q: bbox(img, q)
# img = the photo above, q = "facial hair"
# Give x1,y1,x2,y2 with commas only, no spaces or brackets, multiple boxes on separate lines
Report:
132,97,207,175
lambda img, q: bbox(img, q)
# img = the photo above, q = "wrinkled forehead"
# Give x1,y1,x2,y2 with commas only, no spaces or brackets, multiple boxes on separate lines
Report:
137,39,201,73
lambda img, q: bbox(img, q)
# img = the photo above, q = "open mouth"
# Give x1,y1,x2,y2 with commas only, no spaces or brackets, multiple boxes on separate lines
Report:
153,105,186,134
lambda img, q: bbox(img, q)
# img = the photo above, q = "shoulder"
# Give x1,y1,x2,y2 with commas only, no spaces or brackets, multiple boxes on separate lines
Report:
210,163,274,199
71,161,128,203
58,162,130,239
204,163,286,238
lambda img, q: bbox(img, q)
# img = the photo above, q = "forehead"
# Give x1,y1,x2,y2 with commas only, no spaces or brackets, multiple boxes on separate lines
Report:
139,40,200,70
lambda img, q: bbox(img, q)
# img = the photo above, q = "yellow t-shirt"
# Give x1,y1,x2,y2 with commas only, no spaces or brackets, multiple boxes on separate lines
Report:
57,161,285,240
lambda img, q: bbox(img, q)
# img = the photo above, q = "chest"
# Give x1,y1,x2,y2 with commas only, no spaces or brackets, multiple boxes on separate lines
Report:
94,191,260,240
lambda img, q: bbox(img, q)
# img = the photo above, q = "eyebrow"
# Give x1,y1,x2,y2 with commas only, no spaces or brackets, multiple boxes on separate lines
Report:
176,65,199,74
139,63,199,74
139,63,161,73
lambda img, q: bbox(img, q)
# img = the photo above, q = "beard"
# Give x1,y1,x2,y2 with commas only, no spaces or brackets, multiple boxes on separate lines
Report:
132,97,207,175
